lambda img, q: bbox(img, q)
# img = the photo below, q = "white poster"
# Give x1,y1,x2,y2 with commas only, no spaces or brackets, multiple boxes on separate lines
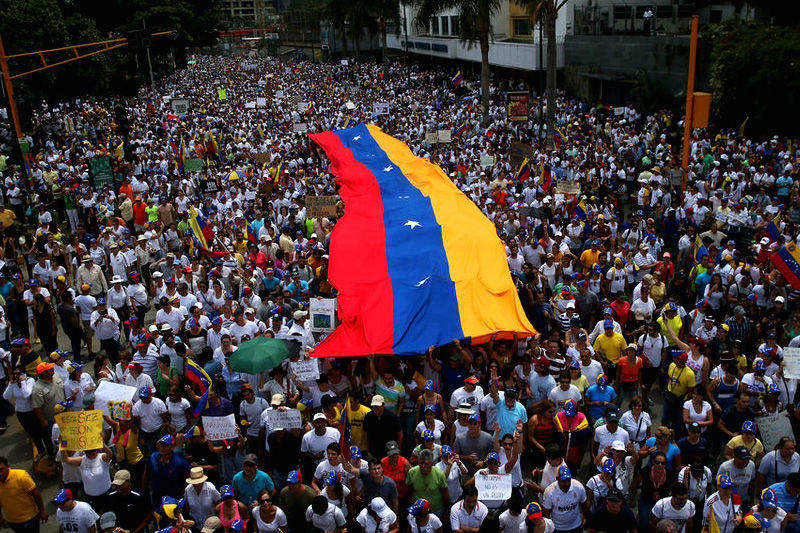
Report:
297,101,309,113
275,90,284,99
290,359,320,382
475,473,512,500
437,129,452,143
614,106,625,116
345,101,356,110
256,97,268,108
202,414,238,441
480,155,496,168
783,347,800,379
757,411,793,452
245,101,256,109
94,381,138,416
310,297,337,333
341,59,350,66
266,408,303,429
373,102,390,115
293,122,308,133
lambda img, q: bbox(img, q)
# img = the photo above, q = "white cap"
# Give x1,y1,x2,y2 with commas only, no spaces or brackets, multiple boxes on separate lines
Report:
293,310,308,320
775,296,786,303
611,440,626,451
370,497,391,519
111,275,124,284
313,412,327,421
371,395,385,406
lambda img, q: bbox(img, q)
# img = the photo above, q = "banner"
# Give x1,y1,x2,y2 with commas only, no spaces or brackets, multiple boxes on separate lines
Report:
266,408,303,429
202,414,238,441
556,181,581,195
89,157,114,189
199,178,219,194
310,298,337,333
248,152,272,164
184,158,204,173
306,196,338,218
782,347,800,379
297,102,309,113
94,381,137,416
507,91,530,122
290,359,321,381
425,132,439,144
55,410,104,451
757,411,793,452
475,473,512,500
218,89,227,100
373,102,390,115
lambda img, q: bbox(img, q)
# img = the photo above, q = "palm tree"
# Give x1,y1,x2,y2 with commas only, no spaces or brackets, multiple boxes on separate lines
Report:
366,0,401,64
518,0,569,147
413,0,502,124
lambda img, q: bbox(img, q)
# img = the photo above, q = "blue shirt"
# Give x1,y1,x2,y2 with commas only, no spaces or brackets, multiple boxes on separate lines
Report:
231,469,274,506
769,482,800,527
585,385,617,421
644,438,681,471
149,451,191,500
494,399,528,437
529,374,556,405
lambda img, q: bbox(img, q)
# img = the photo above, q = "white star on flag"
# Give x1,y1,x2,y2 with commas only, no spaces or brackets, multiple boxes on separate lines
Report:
352,135,361,140
383,165,394,172
404,220,421,229
415,276,431,287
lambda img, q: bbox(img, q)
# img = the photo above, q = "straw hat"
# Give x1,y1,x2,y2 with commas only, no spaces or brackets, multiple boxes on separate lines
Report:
186,466,208,485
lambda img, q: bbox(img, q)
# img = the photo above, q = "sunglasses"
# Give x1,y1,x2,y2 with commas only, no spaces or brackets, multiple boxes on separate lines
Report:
260,499,271,503
654,460,667,465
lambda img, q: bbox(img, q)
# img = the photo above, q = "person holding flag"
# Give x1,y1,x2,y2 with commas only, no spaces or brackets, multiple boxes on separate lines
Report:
702,475,742,533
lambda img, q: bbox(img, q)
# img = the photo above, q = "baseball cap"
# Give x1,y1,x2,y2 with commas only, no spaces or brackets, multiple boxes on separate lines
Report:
112,469,131,486
243,453,258,466
742,421,757,434
556,465,571,481
201,517,223,533
734,445,752,459
526,502,543,519
139,386,152,398
99,512,117,530
563,398,577,416
743,513,770,530
761,488,778,508
270,393,285,406
158,434,175,446
611,440,626,451
465,376,479,384
312,412,327,421
409,499,431,517
53,488,73,503
422,429,435,441
286,470,302,484
36,362,55,374
350,446,362,459
220,485,235,499
717,474,734,489
603,319,614,329
601,458,616,474
386,441,400,456
371,395,385,407
606,489,624,502
486,452,500,463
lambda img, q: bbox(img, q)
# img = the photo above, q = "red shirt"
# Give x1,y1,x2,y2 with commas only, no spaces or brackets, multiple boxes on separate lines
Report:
617,356,644,383
611,300,632,328
381,455,410,499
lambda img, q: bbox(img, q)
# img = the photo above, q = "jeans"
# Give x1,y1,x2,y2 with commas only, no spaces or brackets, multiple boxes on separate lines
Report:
7,517,40,533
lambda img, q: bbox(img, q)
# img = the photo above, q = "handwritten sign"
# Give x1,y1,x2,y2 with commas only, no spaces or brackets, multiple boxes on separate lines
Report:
783,348,800,379
425,132,439,144
341,59,349,66
248,152,272,164
345,101,356,110
202,414,238,441
310,298,337,333
556,181,581,195
437,130,452,143
297,102,309,113
614,106,625,116
55,410,103,451
306,196,338,218
293,122,308,133
475,473,512,500
757,411,793,452
170,98,190,117
373,102,390,115
266,408,303,430
94,381,137,417
480,155,496,168
291,360,320,382
245,101,256,109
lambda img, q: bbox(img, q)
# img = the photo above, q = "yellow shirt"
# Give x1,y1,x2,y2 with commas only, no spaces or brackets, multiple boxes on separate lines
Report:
667,363,695,399
658,315,684,345
580,249,600,269
347,404,372,451
593,332,627,364
571,375,589,394
726,435,764,458
0,469,38,523
114,428,144,465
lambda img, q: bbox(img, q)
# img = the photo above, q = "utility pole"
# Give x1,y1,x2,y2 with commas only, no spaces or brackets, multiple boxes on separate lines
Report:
0,33,25,172
680,14,699,194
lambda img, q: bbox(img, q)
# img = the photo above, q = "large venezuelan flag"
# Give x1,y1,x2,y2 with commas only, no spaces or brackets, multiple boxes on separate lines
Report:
771,241,800,289
308,124,535,357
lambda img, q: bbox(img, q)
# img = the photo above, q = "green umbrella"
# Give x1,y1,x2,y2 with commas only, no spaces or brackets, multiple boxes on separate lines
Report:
229,337,289,374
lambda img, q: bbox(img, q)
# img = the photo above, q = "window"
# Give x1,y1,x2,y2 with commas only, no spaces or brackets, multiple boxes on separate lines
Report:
710,9,723,22
430,16,439,34
450,16,460,35
441,16,449,35
513,17,532,36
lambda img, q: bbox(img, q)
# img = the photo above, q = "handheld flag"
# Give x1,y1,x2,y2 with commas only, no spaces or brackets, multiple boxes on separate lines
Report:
553,127,566,149
308,123,536,357
186,359,212,417
770,241,800,289
273,161,284,185
766,214,781,242
575,199,587,221
540,164,553,191
693,235,708,263
339,397,352,460
452,71,463,87
515,158,530,182
246,222,258,243
188,208,227,258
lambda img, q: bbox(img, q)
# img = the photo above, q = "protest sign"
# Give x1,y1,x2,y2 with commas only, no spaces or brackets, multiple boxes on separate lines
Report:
437,130,452,143
290,360,321,382
184,158,204,172
345,101,356,110
757,411,793,452
293,122,308,133
507,91,530,122
89,156,114,189
94,381,137,416
425,132,439,144
297,101,309,113
475,473,512,500
306,196,338,218
480,155,496,168
782,347,800,379
245,101,256,109
310,298,337,333
170,98,190,117
202,414,238,441
55,410,103,451
556,181,581,195
373,102,390,115
256,97,268,107
199,178,219,194
275,90,284,99
218,89,227,100
341,59,349,66
249,152,272,164
511,141,535,167
614,106,625,116
266,408,303,429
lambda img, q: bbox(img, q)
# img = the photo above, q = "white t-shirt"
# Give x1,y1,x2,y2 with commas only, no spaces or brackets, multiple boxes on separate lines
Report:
251,506,288,533
305,502,346,532
751,504,787,533
716,459,755,497
548,385,582,409
166,397,191,431
56,449,83,484
499,510,525,533
450,500,489,531
677,466,712,501
435,460,463,503
682,400,712,429
300,427,341,464
619,411,652,445
702,492,740,533
239,397,269,437
519,518,554,533
355,507,397,533
542,480,587,530
651,497,696,533
314,460,346,484
450,386,484,409
79,454,111,496
184,482,221,525
408,512,442,533
132,397,167,433
593,425,630,450
480,391,503,429
57,501,99,533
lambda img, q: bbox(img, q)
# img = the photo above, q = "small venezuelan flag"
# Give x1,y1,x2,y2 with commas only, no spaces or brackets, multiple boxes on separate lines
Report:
452,70,463,86
515,158,530,182
771,241,800,289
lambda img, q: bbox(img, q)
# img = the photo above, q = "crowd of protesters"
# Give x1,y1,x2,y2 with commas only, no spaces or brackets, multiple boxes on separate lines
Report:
0,52,798,533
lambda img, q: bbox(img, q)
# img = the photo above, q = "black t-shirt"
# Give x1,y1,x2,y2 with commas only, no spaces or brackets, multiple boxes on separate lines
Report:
363,410,401,458
721,405,756,435
676,435,710,463
107,489,149,531
57,303,81,336
588,505,638,533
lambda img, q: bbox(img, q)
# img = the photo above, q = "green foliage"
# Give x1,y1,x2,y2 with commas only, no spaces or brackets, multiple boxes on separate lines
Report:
709,21,800,135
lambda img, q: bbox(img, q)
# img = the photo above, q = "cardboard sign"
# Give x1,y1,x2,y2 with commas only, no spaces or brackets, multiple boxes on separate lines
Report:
202,414,238,441
290,360,320,382
293,122,308,133
310,297,337,333
437,130,452,143
782,347,800,379
757,411,793,452
94,381,137,417
480,155,496,168
425,132,439,144
306,196,338,218
373,102,390,115
184,158,204,173
218,89,227,100
511,141,535,167
266,408,303,429
256,97,268,108
556,181,581,195
170,98,190,117
55,410,104,451
475,473,512,500
507,91,530,122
